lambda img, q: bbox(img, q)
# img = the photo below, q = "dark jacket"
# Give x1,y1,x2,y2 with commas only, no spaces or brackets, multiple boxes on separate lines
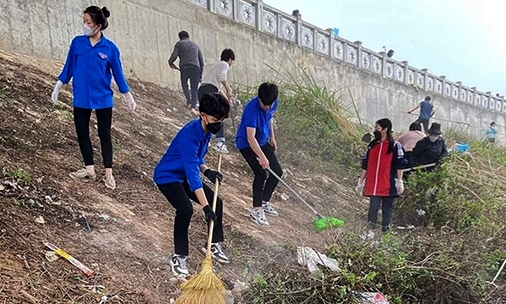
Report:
411,137,448,166
168,38,204,74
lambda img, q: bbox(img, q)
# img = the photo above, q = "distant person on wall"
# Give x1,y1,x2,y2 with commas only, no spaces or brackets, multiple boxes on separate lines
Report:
236,83,282,227
51,6,136,190
153,93,231,276
408,96,435,133
485,121,498,143
355,118,407,232
198,48,235,153
411,123,448,168
397,121,425,167
168,30,204,113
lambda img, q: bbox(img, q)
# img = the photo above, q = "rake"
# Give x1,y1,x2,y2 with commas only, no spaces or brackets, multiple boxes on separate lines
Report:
266,167,344,231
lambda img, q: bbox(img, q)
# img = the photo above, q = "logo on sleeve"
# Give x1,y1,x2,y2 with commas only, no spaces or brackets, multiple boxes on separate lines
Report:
98,52,107,59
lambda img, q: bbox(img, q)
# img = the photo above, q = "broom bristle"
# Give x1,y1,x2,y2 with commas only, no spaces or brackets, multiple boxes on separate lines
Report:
174,256,226,304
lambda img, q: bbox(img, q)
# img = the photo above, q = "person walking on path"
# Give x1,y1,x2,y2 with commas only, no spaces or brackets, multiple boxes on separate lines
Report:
153,93,231,276
408,96,435,133
198,48,235,153
355,118,407,232
485,121,498,143
236,83,282,227
51,5,136,190
168,30,204,112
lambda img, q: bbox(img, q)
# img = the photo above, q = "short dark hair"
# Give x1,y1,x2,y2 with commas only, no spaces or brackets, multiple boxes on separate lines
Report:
258,82,278,106
178,30,189,40
425,96,431,101
83,6,110,30
199,93,230,120
409,121,422,131
220,48,235,62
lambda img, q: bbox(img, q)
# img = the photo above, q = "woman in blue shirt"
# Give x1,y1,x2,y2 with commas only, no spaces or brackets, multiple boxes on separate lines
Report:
51,6,136,190
154,93,230,276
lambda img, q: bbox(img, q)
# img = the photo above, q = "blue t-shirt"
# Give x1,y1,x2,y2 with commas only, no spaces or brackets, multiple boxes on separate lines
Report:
419,100,433,120
153,119,211,191
235,96,278,149
58,35,130,109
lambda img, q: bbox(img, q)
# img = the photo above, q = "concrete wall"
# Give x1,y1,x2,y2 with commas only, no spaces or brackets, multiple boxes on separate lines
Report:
0,0,503,141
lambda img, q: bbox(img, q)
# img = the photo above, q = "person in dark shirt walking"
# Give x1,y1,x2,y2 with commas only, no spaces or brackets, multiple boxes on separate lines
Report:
168,30,204,113
408,96,435,133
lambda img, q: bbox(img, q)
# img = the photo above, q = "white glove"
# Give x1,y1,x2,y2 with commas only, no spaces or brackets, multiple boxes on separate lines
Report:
122,92,136,111
355,178,365,196
395,178,404,195
51,80,64,105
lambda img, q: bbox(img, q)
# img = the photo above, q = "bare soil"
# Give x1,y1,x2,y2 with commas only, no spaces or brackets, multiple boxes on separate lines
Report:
0,50,363,303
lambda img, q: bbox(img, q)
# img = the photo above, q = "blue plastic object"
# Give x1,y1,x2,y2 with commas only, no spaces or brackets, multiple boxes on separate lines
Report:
455,143,469,152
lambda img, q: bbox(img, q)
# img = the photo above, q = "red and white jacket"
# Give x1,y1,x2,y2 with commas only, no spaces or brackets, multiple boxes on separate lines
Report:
361,140,407,197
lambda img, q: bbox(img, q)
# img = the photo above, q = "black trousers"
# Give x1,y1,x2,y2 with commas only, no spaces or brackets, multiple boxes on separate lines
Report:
180,66,200,108
368,196,395,231
239,143,283,207
73,106,113,168
157,181,224,256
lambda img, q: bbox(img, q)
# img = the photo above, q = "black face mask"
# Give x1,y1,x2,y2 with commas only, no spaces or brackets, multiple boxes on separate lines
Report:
373,130,382,140
207,121,222,134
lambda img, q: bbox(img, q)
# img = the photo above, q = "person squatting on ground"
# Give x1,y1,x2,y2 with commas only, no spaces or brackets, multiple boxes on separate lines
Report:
411,122,448,168
485,121,498,143
408,96,434,133
168,30,204,112
51,6,136,190
153,93,230,276
355,118,407,232
397,121,425,167
198,48,235,153
235,83,282,227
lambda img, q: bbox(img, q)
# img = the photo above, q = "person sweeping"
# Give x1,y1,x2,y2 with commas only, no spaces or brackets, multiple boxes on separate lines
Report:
153,93,230,277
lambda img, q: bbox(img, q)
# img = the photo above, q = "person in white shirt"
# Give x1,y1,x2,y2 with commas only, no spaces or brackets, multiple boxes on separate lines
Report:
197,48,235,153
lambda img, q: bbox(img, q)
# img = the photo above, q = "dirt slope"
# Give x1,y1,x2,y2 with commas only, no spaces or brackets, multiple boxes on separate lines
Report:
0,50,362,303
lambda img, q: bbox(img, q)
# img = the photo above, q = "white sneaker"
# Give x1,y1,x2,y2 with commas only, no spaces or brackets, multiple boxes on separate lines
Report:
213,142,229,154
69,169,96,180
104,174,116,190
262,201,278,216
201,243,230,264
170,254,189,276
250,209,270,226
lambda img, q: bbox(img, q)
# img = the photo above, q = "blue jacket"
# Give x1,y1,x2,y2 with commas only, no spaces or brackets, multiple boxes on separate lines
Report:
153,119,211,191
235,97,278,149
58,35,129,109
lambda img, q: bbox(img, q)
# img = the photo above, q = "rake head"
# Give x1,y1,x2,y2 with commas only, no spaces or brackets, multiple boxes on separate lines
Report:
313,217,344,232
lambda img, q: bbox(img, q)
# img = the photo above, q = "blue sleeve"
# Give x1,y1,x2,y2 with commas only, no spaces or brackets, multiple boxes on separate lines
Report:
179,136,203,192
109,43,130,93
243,104,258,128
58,38,77,84
392,142,408,170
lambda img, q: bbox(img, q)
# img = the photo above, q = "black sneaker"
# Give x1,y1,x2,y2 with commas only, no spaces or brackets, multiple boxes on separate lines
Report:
202,243,230,264
170,254,189,276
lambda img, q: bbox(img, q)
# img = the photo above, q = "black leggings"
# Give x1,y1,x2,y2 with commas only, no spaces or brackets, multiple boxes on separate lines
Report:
157,181,224,256
73,107,113,168
239,143,283,207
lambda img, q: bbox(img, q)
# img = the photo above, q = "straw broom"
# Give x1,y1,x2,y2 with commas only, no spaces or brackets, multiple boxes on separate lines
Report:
175,153,226,304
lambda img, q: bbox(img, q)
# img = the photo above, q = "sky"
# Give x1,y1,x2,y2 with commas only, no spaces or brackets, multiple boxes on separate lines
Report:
264,0,506,95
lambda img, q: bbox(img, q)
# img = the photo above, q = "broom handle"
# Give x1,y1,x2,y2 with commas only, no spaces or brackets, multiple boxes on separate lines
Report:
265,167,322,218
206,153,222,255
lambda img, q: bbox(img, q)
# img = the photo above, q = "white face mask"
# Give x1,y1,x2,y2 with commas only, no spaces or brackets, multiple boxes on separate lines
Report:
83,24,97,36
429,136,438,142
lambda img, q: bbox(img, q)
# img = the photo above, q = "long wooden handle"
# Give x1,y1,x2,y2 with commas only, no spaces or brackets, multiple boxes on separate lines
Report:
205,153,222,255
